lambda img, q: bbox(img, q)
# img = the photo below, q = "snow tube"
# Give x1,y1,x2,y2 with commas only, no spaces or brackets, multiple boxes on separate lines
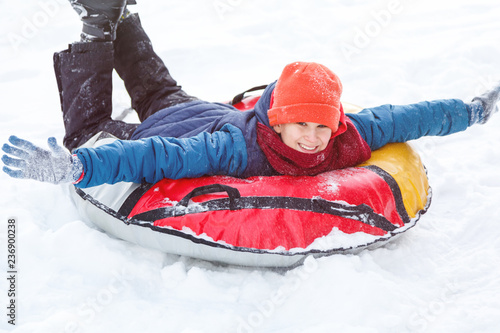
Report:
69,95,430,268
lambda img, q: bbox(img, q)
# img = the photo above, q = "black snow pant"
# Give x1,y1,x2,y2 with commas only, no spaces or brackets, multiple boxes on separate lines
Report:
53,14,198,151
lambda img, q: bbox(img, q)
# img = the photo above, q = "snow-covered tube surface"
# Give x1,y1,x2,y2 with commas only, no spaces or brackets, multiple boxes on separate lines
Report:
69,100,430,268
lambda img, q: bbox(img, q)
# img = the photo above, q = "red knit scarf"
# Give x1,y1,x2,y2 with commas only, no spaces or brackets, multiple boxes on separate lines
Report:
256,119,372,176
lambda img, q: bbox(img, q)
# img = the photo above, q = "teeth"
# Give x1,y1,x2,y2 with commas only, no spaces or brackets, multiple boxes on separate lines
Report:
299,143,316,151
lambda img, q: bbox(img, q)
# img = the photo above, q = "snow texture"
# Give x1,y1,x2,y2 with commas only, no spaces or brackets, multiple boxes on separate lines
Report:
1,0,500,332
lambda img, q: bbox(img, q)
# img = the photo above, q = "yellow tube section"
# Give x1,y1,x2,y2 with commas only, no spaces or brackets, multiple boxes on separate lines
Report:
343,102,430,219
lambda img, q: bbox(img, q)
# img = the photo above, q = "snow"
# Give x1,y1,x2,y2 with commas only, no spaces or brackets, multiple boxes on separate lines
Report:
1,0,500,332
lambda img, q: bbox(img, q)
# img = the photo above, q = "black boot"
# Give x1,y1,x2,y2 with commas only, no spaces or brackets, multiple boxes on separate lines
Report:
68,0,137,41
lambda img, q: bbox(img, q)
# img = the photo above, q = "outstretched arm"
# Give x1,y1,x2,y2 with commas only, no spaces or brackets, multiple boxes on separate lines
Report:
2,124,248,188
74,124,248,187
346,99,470,150
347,82,500,150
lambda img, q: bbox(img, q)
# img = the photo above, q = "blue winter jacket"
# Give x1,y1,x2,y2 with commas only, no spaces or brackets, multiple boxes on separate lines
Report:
74,83,471,188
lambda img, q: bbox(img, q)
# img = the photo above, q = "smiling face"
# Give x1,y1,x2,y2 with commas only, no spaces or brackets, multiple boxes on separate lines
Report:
273,122,332,154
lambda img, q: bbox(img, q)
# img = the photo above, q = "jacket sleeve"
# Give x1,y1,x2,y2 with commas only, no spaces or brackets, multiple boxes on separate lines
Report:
346,99,470,150
73,124,248,188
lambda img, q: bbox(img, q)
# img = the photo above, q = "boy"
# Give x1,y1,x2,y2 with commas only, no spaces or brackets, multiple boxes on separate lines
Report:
2,0,499,188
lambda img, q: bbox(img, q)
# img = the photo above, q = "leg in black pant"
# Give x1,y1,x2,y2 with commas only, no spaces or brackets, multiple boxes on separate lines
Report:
54,42,139,151
113,13,198,122
54,13,197,151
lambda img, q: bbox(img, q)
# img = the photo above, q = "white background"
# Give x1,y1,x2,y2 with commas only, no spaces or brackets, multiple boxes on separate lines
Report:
1,0,500,332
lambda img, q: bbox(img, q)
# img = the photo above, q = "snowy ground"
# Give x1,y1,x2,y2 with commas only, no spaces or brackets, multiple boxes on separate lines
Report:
1,0,500,332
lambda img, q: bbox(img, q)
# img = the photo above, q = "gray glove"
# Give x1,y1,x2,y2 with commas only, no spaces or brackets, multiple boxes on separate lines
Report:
469,82,500,124
2,136,83,184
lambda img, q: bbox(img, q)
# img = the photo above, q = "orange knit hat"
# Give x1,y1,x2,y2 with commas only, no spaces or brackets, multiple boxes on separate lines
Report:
268,61,343,133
